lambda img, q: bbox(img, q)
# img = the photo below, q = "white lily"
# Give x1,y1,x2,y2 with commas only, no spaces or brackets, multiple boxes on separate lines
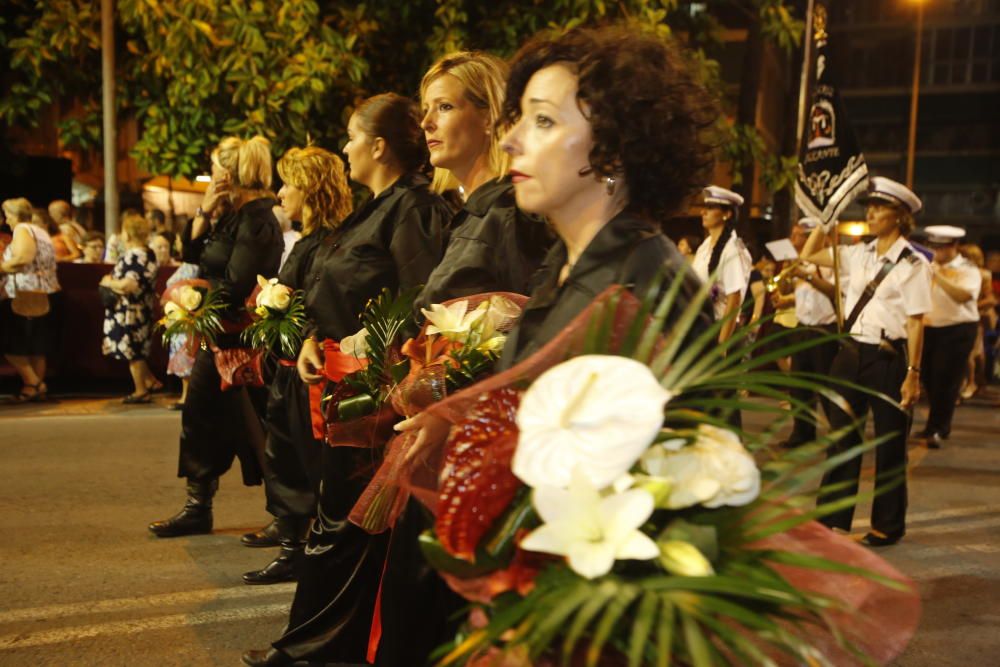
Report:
421,300,486,341
520,470,660,580
514,355,672,490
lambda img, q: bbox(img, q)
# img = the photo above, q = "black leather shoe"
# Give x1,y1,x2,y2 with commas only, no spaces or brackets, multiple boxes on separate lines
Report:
926,432,943,449
240,648,320,666
860,531,902,547
242,547,300,584
241,519,280,548
148,479,217,538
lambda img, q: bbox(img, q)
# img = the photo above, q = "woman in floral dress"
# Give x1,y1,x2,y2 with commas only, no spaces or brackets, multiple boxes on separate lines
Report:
101,211,161,403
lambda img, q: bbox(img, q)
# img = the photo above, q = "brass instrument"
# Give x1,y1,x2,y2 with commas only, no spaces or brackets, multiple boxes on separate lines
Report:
766,260,802,293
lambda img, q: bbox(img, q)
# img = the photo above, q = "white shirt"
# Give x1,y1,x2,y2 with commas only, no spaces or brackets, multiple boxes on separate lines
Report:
794,264,837,326
838,237,931,344
279,230,301,271
925,255,981,327
693,233,752,321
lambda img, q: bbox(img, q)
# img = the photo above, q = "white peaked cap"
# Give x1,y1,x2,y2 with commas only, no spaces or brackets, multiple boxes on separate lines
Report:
797,217,822,230
702,185,744,208
858,176,923,214
924,225,966,244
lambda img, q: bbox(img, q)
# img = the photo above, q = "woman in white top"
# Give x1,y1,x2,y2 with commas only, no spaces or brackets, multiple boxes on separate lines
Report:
1,197,61,401
799,176,932,546
692,185,752,344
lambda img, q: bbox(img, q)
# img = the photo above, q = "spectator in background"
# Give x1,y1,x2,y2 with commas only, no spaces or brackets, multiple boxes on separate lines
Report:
104,209,137,263
76,232,107,264
677,235,700,262
49,200,88,238
146,208,171,236
1,197,61,401
959,243,997,398
100,211,162,404
38,208,81,261
150,231,178,268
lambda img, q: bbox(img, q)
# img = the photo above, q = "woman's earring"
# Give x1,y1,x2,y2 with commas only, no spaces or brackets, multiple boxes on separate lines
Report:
605,176,617,196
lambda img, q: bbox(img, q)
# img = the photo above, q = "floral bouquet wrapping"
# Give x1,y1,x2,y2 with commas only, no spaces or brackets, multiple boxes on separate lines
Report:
347,293,527,533
321,287,419,449
157,279,225,353
241,275,308,359
369,273,919,667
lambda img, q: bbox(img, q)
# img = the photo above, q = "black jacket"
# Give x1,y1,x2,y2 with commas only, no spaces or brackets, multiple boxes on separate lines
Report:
303,173,452,341
416,178,552,310
181,197,283,324
277,230,326,291
498,210,707,370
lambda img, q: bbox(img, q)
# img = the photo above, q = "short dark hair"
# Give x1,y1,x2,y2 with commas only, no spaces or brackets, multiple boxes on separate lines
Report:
503,25,718,220
147,208,166,225
354,93,428,175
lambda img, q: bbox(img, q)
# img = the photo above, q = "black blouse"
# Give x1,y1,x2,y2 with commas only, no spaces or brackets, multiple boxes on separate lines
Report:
181,197,283,324
303,173,452,341
497,210,708,370
416,177,552,310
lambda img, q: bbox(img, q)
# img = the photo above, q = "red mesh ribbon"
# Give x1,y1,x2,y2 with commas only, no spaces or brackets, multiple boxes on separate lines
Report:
211,346,264,390
306,339,368,440
347,292,528,533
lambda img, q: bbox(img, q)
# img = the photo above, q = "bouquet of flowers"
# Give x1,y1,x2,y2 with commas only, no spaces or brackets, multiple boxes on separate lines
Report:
158,279,225,352
385,274,919,667
242,275,308,358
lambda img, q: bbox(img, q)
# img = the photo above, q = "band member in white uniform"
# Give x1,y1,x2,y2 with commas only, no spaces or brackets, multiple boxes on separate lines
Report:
800,176,932,546
692,186,752,344
783,217,839,447
919,225,981,449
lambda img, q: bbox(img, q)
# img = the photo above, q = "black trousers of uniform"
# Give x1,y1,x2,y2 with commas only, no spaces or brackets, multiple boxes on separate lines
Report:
787,324,839,445
818,341,909,538
177,348,268,485
262,364,321,519
921,322,978,439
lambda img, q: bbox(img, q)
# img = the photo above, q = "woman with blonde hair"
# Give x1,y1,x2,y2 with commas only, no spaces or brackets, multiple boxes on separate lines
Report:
416,50,552,309
959,242,996,399
1,197,60,401
100,211,161,403
242,93,452,667
149,135,284,538
239,145,353,583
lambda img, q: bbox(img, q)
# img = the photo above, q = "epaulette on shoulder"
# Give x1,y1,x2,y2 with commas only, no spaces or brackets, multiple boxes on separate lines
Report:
904,252,921,265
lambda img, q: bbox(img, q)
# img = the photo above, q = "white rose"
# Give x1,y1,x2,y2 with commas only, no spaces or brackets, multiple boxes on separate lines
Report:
640,424,760,510
476,295,522,341
163,301,184,322
265,284,293,311
514,355,672,490
339,327,370,359
177,286,202,311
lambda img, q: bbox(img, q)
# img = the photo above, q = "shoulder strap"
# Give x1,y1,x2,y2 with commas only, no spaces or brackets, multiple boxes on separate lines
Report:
844,246,913,333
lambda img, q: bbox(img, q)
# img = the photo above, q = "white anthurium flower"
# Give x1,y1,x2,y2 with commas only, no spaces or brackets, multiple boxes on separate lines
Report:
514,355,672,490
421,301,486,341
658,540,715,577
177,285,203,311
340,328,371,359
520,470,660,579
640,424,760,510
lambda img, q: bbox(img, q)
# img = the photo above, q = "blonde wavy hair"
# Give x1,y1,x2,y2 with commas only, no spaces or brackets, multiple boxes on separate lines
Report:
121,210,151,244
211,135,273,191
420,51,511,194
2,198,33,224
277,146,353,235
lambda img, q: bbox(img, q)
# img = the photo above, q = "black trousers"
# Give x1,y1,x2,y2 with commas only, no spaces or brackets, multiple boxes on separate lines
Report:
787,324,839,445
818,341,909,538
273,440,387,663
921,322,978,438
177,348,268,485
262,364,321,519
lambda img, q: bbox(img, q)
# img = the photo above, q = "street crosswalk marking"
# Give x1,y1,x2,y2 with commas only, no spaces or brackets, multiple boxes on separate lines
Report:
0,582,296,625
0,603,290,650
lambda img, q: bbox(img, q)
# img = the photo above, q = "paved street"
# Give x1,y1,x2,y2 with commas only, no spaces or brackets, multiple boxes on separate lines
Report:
0,391,998,666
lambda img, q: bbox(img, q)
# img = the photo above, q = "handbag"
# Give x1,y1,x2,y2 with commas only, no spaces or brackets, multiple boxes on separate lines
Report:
211,345,265,391
10,275,50,318
98,284,119,309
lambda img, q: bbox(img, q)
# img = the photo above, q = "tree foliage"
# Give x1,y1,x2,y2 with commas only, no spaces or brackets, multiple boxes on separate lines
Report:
0,0,802,189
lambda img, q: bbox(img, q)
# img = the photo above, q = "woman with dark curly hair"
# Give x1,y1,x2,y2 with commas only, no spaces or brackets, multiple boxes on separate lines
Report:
242,93,453,667
239,146,354,584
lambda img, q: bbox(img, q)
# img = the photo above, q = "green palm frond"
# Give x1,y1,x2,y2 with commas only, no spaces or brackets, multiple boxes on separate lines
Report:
360,285,421,386
241,291,308,358
157,286,226,348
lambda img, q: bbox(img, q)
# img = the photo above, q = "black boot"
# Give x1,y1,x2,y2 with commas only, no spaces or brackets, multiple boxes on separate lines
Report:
242,516,309,584
240,648,305,666
241,518,280,548
148,479,217,538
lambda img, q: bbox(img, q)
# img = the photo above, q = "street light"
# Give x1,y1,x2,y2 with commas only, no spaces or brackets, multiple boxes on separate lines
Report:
905,0,927,189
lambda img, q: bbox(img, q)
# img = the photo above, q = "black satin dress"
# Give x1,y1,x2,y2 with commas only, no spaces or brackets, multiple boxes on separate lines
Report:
177,198,282,485
373,178,553,667
271,174,451,664
260,231,327,521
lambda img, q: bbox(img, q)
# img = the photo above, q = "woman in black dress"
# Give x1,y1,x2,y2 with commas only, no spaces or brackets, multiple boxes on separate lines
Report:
241,146,354,585
242,93,452,667
149,135,283,538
